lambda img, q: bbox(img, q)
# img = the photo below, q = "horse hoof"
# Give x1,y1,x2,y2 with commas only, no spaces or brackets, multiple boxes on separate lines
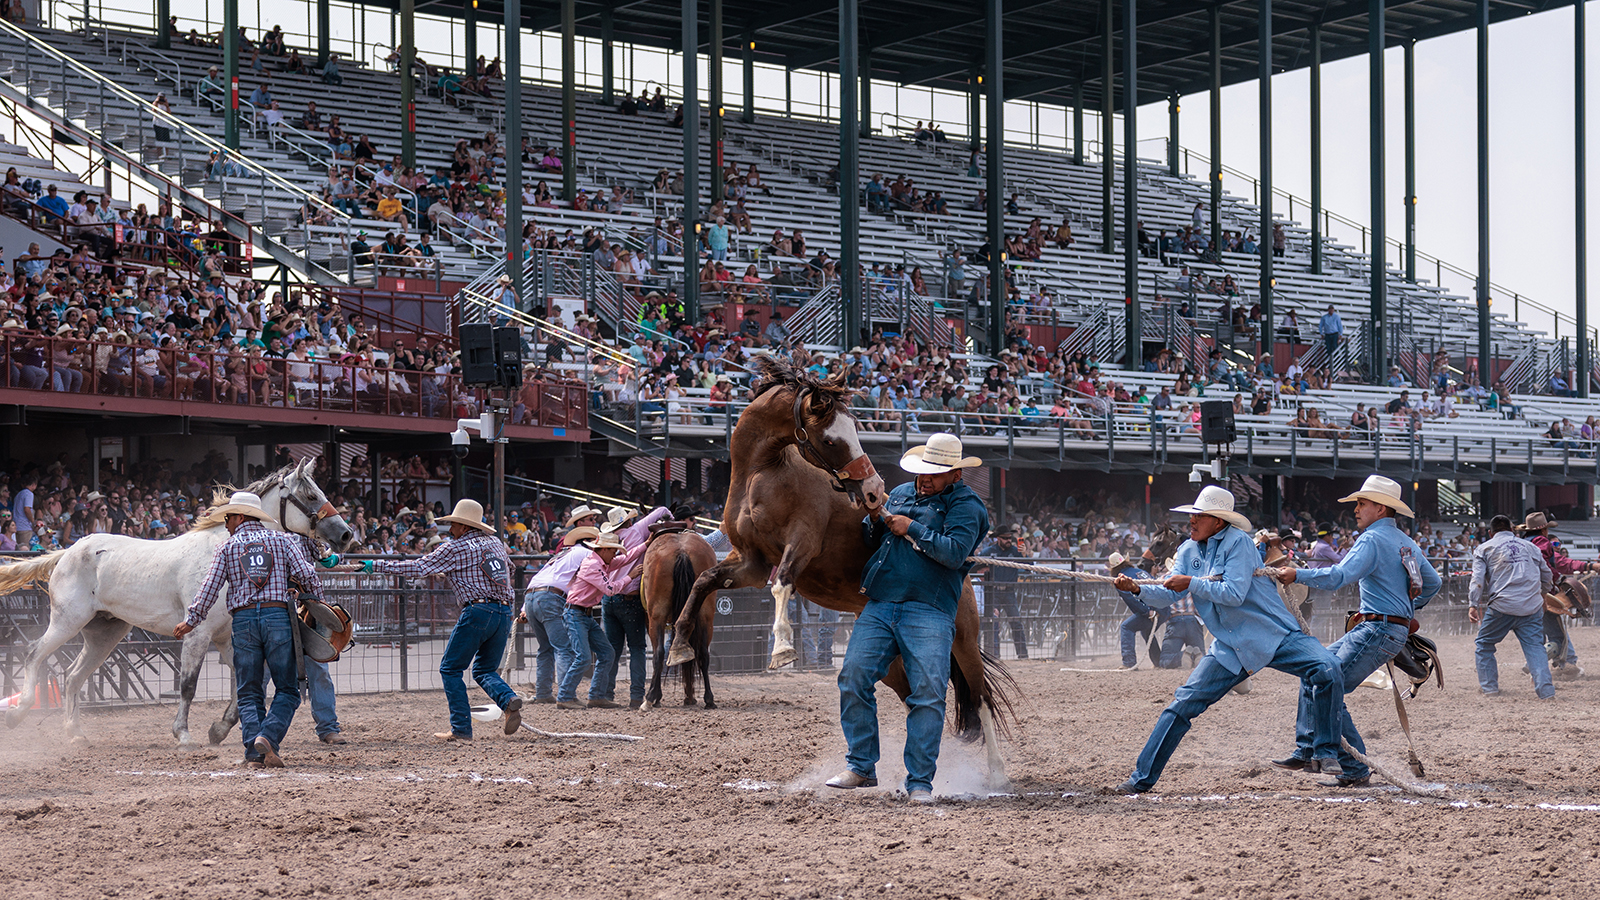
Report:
207,724,232,745
664,647,697,667
703,700,716,710
68,734,89,747
768,647,798,669
682,699,697,707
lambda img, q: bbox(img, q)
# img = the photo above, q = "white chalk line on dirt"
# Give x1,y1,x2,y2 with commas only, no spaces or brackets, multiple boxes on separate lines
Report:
114,769,678,789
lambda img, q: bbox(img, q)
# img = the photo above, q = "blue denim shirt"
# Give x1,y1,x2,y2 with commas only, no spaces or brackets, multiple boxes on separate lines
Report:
1137,525,1300,674
860,480,989,617
1115,566,1154,616
1293,517,1440,619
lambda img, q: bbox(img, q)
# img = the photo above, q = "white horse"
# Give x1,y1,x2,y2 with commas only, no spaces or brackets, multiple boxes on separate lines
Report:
0,459,353,746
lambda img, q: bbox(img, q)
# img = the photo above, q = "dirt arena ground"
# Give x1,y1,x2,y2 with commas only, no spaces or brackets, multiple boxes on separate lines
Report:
3,629,1599,900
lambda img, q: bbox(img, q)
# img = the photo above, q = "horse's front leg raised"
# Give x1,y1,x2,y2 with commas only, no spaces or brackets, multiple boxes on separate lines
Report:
665,552,767,666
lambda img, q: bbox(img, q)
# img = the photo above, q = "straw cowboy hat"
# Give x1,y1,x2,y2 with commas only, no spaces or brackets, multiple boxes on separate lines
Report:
1107,552,1137,572
600,505,641,533
437,498,495,533
1336,474,1414,518
1171,485,1252,532
560,525,601,547
212,491,278,524
900,432,982,475
1522,511,1557,533
563,504,601,527
590,531,625,551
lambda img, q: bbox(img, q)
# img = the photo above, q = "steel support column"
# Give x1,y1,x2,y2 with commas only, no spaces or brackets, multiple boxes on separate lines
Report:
841,0,862,345
601,5,615,105
223,0,238,150
561,0,577,202
742,31,755,123
1100,0,1114,254
401,0,416,168
682,0,700,321
1208,4,1221,259
1476,0,1491,387
1122,0,1139,369
1258,0,1273,357
710,0,724,202
1580,0,1590,397
860,45,872,137
462,0,475,74
1073,82,1084,165
1167,93,1179,177
1369,0,1387,384
1404,39,1416,282
1310,20,1321,275
970,68,981,144
156,0,170,49
505,0,524,299
986,0,1005,355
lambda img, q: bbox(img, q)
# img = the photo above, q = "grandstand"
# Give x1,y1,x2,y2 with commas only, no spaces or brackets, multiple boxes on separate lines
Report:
0,0,1596,529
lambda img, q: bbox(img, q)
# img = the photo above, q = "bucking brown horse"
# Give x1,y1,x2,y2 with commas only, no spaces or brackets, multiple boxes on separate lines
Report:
664,355,1018,788
640,530,719,709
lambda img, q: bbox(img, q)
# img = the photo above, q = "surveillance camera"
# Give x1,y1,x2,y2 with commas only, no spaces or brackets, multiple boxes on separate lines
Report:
452,427,470,459
1189,468,1203,484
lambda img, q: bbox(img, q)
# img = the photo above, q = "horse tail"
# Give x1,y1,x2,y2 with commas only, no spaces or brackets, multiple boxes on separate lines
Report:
0,550,67,596
670,551,698,622
949,648,1019,742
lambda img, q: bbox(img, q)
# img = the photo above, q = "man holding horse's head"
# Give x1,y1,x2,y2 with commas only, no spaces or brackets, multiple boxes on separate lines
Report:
828,432,988,805
1110,485,1345,795
174,491,323,768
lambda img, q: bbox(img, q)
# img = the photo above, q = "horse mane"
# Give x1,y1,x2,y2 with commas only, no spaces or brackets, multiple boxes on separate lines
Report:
749,354,853,410
191,465,300,531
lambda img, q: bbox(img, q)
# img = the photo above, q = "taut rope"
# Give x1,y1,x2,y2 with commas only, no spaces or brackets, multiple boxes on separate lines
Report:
968,555,1284,585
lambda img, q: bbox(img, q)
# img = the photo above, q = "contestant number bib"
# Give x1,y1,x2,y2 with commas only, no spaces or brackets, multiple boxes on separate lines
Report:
480,556,509,585
243,541,275,589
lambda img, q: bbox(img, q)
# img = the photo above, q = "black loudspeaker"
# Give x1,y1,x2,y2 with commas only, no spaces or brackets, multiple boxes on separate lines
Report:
460,323,498,386
1200,400,1237,444
494,326,523,390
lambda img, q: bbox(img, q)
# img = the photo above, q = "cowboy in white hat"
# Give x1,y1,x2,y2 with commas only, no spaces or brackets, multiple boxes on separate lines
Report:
558,525,652,709
564,504,602,530
828,433,989,804
1109,550,1159,669
174,492,323,768
1468,514,1557,700
1519,510,1598,679
595,502,674,709
515,525,605,703
1271,474,1441,787
1110,484,1345,794
359,498,524,741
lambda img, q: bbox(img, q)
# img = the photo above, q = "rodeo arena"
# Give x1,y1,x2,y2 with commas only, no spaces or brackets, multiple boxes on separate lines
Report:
8,0,1600,896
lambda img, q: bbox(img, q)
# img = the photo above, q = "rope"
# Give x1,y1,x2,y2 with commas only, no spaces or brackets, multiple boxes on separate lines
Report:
517,722,644,742
970,555,1286,585
1339,739,1450,799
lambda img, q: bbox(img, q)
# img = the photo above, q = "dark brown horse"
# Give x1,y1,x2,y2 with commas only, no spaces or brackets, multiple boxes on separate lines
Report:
665,356,1018,787
640,530,719,709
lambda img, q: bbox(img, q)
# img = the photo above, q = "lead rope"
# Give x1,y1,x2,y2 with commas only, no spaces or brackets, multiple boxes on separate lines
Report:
966,555,1283,584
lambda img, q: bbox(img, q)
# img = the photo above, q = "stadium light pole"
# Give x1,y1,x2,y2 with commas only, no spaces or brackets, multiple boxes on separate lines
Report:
223,0,238,151
1258,0,1273,366
1476,0,1491,389
742,32,756,123
1100,0,1113,255
1579,0,1590,398
986,0,1006,357
1368,0,1386,385
1122,0,1138,370
505,0,524,301
682,0,700,323
1310,20,1321,276
1208,5,1221,264
840,0,861,347
561,0,577,203
401,0,416,169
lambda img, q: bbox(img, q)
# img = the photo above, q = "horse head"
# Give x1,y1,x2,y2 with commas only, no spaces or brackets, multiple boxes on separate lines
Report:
1147,521,1184,567
261,458,355,550
752,355,886,511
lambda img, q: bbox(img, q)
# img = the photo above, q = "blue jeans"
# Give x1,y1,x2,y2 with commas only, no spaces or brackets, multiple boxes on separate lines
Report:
1158,616,1206,669
438,602,519,737
306,659,340,737
231,605,301,758
1476,608,1554,699
838,599,954,794
559,606,613,702
1120,612,1156,667
601,594,648,705
523,590,571,700
1542,610,1579,667
1127,630,1341,791
1287,621,1409,779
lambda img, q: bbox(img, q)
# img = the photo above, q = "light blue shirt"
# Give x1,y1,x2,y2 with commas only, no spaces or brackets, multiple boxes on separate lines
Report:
1319,311,1342,336
1469,531,1553,617
1137,525,1300,675
1293,517,1440,619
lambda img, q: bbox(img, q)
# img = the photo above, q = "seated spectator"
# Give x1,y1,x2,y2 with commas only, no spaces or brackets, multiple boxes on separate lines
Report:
197,65,224,99
321,53,344,86
36,183,69,222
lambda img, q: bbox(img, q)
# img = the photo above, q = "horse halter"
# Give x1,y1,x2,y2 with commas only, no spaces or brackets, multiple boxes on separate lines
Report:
791,387,878,495
279,477,339,538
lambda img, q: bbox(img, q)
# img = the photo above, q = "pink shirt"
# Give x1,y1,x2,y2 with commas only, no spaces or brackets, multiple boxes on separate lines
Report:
566,541,648,608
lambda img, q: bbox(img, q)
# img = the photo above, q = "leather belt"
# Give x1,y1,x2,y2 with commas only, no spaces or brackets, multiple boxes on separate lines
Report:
531,586,566,599
1350,613,1413,628
238,601,289,610
567,603,601,617
466,597,509,607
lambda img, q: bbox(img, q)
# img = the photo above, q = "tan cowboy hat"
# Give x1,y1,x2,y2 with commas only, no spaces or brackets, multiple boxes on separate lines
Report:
600,504,640,532
590,531,625,551
1336,474,1414,518
1171,485,1252,532
564,504,601,527
1107,552,1135,571
1522,511,1557,532
497,275,513,286
561,525,601,547
437,498,494,533
213,490,277,523
900,432,982,475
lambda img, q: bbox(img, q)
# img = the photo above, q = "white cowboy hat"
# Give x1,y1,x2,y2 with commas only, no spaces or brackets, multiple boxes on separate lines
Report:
1107,552,1134,571
1171,485,1252,532
1336,475,1414,518
213,491,277,523
590,531,625,551
560,525,601,547
437,498,495,533
900,432,982,475
563,504,601,527
600,504,640,532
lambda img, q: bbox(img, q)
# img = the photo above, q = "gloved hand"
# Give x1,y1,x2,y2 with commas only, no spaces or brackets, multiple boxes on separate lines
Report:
317,553,341,569
360,559,375,574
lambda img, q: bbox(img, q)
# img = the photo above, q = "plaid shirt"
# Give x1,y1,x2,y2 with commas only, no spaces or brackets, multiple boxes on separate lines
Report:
375,529,514,605
1167,595,1198,619
184,522,321,627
